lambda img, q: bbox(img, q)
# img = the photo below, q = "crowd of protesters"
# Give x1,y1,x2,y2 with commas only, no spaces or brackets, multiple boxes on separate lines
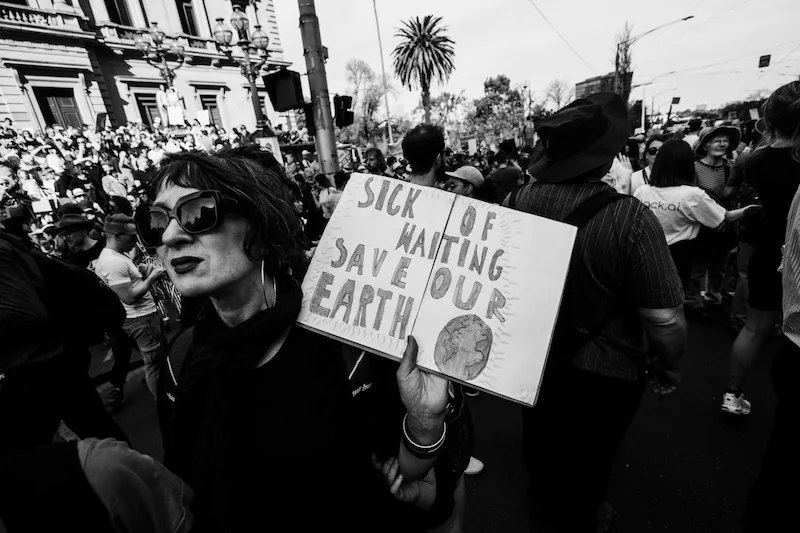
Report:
1,80,799,532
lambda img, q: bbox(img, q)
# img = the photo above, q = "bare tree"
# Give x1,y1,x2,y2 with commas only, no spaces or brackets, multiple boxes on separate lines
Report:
345,58,375,109
614,22,634,102
544,79,574,109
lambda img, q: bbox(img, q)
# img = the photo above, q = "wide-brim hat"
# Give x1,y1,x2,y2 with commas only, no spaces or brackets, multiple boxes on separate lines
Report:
528,92,630,183
694,125,741,156
53,213,92,234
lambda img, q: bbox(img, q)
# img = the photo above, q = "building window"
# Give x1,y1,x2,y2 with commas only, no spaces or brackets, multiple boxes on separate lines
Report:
175,0,199,36
135,93,160,128
200,95,222,126
33,88,83,129
105,0,133,26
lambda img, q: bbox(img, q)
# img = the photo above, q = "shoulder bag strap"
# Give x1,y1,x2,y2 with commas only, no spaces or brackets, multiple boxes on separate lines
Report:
166,327,194,387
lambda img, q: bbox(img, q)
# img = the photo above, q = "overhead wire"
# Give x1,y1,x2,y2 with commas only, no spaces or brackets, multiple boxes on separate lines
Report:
522,0,598,74
748,41,800,90
636,38,800,81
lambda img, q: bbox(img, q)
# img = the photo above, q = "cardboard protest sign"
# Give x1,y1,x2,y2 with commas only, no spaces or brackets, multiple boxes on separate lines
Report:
412,196,576,406
300,173,455,359
298,173,577,406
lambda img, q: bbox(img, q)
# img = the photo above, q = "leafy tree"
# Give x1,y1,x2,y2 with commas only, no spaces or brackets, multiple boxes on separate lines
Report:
392,15,456,123
467,74,524,145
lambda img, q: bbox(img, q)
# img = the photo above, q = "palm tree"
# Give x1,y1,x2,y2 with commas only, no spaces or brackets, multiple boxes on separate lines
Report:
392,15,455,124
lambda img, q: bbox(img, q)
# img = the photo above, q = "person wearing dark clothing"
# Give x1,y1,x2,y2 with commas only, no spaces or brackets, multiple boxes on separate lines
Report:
52,213,105,269
141,149,452,532
507,93,686,531
0,438,193,533
488,150,524,201
721,81,800,415
0,231,129,455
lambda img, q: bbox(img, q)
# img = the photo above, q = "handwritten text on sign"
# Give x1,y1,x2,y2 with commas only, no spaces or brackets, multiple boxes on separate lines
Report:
308,176,508,338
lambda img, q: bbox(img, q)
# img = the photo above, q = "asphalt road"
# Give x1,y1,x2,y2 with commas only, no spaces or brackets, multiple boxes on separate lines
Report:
109,308,778,533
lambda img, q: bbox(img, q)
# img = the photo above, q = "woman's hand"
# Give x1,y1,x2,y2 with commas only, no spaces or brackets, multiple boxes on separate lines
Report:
397,336,449,445
373,455,437,511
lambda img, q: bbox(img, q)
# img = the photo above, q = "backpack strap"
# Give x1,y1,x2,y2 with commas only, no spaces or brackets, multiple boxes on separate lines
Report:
563,189,624,228
506,184,526,209
556,189,627,357
166,327,194,388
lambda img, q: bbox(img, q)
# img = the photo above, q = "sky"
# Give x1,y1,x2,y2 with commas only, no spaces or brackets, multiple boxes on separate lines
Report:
272,0,800,118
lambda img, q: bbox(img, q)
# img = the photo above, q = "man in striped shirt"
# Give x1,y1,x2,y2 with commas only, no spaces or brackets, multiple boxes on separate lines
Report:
508,93,687,531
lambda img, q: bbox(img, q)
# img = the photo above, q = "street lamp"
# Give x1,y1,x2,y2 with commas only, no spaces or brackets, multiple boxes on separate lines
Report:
213,4,274,137
615,16,694,102
134,22,186,87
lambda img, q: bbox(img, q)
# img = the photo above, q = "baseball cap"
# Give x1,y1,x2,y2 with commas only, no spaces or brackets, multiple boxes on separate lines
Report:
445,165,484,188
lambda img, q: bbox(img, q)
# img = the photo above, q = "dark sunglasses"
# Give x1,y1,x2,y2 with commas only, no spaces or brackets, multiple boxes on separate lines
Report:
646,147,660,156
134,190,238,247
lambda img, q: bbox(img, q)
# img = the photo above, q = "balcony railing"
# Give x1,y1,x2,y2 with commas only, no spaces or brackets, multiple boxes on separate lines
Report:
98,23,226,58
0,2,91,37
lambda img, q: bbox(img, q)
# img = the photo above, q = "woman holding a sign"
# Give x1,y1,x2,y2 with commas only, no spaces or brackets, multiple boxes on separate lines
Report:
138,148,452,532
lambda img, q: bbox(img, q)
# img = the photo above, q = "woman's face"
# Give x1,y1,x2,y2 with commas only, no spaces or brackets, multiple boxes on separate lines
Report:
705,134,730,158
645,140,664,168
154,184,258,299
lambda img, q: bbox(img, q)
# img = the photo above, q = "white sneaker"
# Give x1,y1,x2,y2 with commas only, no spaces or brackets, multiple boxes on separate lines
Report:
721,392,752,415
465,456,484,475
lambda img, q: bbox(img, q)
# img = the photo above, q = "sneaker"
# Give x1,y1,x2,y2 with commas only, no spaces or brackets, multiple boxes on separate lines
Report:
103,387,124,411
465,456,484,475
721,392,751,415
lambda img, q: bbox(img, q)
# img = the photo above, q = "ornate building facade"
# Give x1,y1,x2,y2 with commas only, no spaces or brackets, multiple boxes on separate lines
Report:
0,0,289,131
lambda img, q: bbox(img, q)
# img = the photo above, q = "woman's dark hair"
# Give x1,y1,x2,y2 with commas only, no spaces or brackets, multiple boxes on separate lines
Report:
364,147,387,172
649,139,695,187
150,147,307,276
108,195,133,216
645,134,669,152
314,174,332,189
761,81,800,162
333,171,349,190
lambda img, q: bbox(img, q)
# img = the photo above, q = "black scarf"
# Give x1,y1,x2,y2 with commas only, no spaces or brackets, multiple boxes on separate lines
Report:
180,273,302,390
167,275,302,529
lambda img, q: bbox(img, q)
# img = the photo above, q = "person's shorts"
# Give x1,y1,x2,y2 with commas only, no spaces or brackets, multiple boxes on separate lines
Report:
747,246,783,312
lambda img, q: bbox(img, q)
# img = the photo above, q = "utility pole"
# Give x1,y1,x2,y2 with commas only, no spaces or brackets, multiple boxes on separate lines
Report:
298,0,338,173
373,0,394,146
641,85,646,132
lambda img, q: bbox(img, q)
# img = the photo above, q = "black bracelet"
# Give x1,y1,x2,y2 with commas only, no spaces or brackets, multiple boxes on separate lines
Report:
401,413,447,460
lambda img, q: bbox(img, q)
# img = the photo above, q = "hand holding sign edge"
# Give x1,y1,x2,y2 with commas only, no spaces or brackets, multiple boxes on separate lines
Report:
397,335,449,446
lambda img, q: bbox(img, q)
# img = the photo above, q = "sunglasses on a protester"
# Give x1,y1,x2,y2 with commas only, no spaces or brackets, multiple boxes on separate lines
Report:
134,190,238,247
646,147,660,156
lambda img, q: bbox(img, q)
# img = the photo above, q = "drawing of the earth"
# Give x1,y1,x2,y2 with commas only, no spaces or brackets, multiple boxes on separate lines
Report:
433,314,493,381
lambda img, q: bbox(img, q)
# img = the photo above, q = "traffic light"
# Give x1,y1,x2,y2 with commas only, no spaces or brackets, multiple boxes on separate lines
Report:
334,95,354,128
302,102,316,133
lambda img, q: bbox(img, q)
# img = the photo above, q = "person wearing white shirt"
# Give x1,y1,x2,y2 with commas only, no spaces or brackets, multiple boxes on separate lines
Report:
45,146,65,176
634,140,757,289
630,135,667,196
313,174,341,220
